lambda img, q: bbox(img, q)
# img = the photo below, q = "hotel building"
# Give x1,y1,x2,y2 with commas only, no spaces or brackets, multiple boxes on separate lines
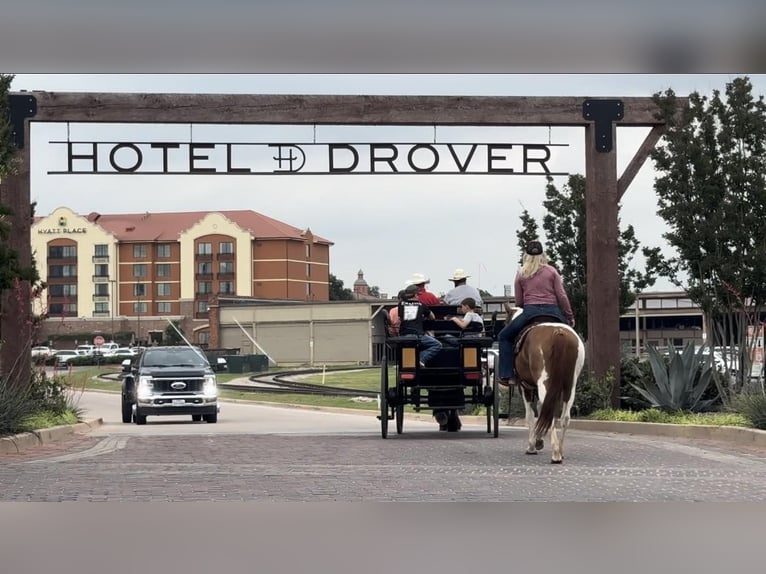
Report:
32,207,332,346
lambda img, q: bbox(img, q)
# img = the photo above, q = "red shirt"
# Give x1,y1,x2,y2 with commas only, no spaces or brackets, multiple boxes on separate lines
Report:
514,265,574,323
417,286,441,306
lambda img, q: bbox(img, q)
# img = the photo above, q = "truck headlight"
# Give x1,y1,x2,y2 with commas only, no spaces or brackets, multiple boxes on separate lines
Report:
203,375,217,398
137,376,154,400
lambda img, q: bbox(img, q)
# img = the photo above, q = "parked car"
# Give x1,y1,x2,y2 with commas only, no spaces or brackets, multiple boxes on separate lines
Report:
94,342,119,356
52,350,79,366
76,344,97,356
113,347,139,358
31,346,53,358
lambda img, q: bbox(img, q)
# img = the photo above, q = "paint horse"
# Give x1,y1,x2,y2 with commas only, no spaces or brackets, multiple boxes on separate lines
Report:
503,302,585,464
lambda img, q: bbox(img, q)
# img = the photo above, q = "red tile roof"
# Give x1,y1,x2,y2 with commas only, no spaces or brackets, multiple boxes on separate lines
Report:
36,210,332,244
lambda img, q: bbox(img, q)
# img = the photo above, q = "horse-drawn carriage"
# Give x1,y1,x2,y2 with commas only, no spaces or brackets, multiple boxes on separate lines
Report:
379,304,501,438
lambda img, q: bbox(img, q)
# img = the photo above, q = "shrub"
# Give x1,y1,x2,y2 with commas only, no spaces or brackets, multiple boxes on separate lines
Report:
573,367,614,417
728,390,766,430
630,342,718,412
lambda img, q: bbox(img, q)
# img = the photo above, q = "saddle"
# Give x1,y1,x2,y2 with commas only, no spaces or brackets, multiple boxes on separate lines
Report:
512,315,565,354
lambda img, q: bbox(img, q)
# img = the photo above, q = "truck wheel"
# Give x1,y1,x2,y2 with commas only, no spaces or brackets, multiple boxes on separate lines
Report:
203,413,218,423
135,411,147,425
121,396,133,423
191,414,202,422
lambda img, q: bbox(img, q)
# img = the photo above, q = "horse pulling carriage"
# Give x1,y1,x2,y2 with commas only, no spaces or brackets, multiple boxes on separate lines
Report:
379,304,501,438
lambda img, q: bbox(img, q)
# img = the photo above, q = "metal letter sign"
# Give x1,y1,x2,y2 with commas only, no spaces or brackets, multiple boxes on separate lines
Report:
49,139,570,176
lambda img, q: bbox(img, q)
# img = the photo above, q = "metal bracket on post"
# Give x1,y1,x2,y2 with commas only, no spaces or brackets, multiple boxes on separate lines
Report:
8,94,38,149
582,99,623,153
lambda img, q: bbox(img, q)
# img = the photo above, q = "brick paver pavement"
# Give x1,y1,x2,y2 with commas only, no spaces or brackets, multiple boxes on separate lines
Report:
1,427,765,501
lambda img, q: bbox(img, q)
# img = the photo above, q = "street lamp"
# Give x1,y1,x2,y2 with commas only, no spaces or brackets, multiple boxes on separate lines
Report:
109,278,117,343
136,281,142,346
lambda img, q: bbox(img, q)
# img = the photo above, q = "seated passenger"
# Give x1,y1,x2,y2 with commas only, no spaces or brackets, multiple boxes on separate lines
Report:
446,297,484,336
398,284,442,367
443,269,483,308
386,289,406,337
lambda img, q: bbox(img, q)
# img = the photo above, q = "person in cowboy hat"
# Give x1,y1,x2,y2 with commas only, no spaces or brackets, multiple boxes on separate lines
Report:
443,268,483,307
497,240,575,385
406,272,441,306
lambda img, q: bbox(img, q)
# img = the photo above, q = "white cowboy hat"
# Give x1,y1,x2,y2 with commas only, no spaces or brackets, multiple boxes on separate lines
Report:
449,268,470,282
407,273,430,286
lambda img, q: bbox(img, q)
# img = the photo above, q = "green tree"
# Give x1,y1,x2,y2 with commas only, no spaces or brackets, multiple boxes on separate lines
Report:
164,321,185,346
516,174,664,340
651,76,766,395
329,273,354,300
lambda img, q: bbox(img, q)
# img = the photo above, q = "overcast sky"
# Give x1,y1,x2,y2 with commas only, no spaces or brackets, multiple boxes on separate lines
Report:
10,74,766,298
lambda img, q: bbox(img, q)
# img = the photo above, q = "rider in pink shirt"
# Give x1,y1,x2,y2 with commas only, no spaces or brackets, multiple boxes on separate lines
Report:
498,240,575,384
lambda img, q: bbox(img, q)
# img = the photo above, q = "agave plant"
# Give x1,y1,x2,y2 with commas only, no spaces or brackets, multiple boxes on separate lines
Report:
630,342,719,412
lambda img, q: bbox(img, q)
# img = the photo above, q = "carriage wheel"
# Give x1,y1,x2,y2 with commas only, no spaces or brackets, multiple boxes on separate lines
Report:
396,403,404,434
380,354,389,438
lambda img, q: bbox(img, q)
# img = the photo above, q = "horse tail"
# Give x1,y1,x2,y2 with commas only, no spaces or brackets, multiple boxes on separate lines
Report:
535,328,579,437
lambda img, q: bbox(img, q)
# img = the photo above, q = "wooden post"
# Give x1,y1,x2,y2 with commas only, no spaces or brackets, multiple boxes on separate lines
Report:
584,122,621,407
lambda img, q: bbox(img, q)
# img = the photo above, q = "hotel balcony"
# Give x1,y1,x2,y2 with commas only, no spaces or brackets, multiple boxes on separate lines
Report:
92,295,110,302
92,256,109,264
92,275,111,283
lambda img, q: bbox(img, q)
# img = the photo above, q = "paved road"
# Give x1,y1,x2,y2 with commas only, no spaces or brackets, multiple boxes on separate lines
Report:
1,391,765,501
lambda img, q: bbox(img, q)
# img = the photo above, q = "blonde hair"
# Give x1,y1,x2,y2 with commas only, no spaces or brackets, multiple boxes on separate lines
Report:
519,253,548,279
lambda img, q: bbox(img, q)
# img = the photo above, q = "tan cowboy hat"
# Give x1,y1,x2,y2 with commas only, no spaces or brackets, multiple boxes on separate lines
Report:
449,268,470,282
407,273,430,286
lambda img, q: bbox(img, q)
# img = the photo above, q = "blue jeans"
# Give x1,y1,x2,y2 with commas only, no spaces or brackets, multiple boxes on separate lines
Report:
418,334,442,365
497,304,566,379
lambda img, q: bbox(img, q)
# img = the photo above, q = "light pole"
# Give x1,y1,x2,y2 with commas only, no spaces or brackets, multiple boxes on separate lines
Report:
110,279,116,343
136,281,142,346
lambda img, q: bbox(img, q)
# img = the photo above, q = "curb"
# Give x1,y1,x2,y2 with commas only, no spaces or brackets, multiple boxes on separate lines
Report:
0,418,103,455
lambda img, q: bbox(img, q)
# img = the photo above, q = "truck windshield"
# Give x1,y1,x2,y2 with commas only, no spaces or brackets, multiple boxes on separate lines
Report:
143,348,209,368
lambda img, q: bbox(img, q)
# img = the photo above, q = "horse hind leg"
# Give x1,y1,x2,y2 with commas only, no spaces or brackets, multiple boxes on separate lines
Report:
555,378,578,463
522,390,537,455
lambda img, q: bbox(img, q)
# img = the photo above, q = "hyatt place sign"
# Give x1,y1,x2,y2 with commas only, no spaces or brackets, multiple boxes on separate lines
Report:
49,141,569,176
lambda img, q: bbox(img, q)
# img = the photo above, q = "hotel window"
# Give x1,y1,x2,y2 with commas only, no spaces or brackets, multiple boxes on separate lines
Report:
198,331,210,345
133,264,147,278
156,264,171,277
94,244,108,257
219,281,235,294
133,301,148,314
94,302,109,313
157,283,172,297
133,244,147,258
50,303,77,315
156,243,171,258
219,241,234,254
94,264,109,277
157,302,171,314
197,301,209,313
49,265,77,277
48,245,77,259
94,283,109,296
197,262,212,275
197,242,212,255
197,281,213,294
134,283,146,297
219,261,234,274
49,284,77,297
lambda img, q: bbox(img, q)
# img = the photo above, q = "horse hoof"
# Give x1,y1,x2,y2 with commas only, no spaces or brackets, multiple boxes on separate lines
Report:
550,459,562,464
525,450,538,455
535,439,544,450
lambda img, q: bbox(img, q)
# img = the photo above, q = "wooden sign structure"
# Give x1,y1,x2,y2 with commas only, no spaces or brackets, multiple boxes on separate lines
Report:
1,92,679,405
